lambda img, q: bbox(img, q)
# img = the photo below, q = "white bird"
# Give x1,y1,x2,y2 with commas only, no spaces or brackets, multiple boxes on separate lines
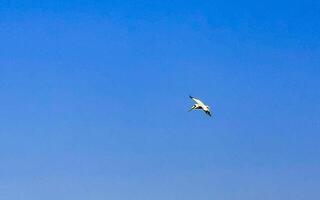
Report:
188,95,212,117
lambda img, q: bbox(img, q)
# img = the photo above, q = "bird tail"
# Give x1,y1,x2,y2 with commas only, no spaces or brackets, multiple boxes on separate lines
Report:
188,105,196,112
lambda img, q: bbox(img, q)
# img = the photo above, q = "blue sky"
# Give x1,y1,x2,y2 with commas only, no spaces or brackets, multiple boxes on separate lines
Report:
0,1,319,199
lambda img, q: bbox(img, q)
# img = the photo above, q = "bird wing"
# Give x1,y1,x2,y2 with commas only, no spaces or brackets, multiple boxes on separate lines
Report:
204,110,212,116
189,95,205,106
201,104,212,116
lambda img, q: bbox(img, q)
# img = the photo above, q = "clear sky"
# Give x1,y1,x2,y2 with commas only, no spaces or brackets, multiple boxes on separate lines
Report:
1,1,319,199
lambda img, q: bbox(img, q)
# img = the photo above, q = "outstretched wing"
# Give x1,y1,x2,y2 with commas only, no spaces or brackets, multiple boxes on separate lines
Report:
203,110,212,117
189,95,205,106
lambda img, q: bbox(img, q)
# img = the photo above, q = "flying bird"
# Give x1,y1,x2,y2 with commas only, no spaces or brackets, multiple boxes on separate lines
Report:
188,95,212,117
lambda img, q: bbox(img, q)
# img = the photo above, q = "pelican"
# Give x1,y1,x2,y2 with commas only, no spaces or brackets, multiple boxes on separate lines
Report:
188,95,212,117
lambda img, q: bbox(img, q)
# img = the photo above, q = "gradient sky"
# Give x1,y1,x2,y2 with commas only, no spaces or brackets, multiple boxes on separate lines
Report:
1,1,320,199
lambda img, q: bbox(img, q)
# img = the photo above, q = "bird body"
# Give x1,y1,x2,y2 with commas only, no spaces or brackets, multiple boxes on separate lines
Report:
189,95,212,116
